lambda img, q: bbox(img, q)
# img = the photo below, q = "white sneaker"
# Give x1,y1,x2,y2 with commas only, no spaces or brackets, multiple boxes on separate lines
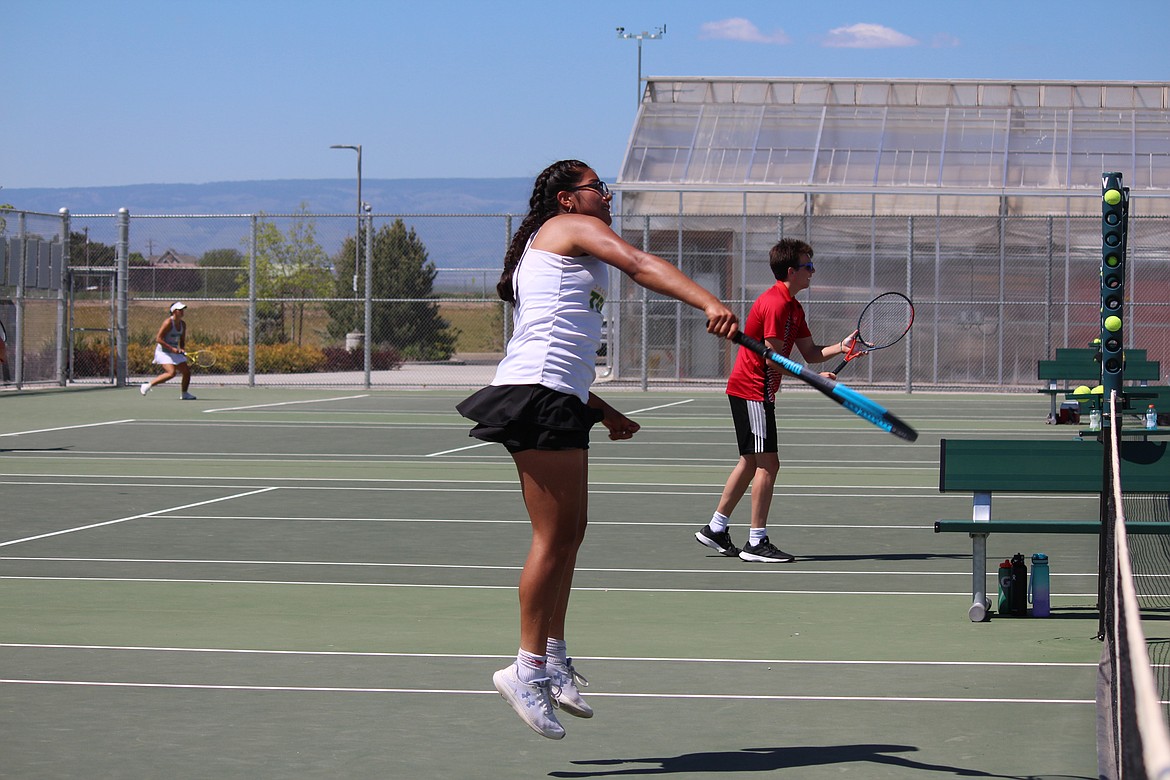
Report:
180,392,197,400
548,657,593,718
139,382,151,395
492,665,565,739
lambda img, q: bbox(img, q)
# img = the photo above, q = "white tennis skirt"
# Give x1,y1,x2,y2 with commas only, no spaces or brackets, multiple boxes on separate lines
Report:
153,346,188,365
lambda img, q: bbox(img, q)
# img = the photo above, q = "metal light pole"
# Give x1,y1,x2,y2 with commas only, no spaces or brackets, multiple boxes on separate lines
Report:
330,144,362,296
616,25,665,107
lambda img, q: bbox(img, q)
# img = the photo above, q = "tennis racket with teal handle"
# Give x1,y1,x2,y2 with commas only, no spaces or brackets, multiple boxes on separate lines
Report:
732,331,918,442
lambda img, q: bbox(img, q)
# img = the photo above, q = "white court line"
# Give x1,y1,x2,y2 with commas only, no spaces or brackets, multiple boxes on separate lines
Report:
0,479,948,498
626,399,694,414
6,516,939,529
0,643,1097,667
0,488,277,549
0,576,1098,597
0,450,940,467
0,473,942,491
427,441,494,457
202,395,369,413
0,556,1102,578
0,678,1094,704
0,419,135,438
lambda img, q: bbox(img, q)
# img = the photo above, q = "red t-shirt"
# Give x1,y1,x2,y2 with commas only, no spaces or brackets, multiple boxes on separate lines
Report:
726,283,811,402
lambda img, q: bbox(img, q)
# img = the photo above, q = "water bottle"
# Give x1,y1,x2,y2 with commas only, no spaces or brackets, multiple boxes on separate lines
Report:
1009,553,1029,616
1089,408,1101,432
1147,404,1158,430
1030,553,1051,617
998,559,1013,616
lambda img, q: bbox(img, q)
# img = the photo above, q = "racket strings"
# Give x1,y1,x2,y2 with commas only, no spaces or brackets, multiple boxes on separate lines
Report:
858,300,912,348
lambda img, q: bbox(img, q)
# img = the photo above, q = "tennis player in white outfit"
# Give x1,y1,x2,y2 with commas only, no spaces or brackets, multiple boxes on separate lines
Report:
458,160,738,739
141,301,196,399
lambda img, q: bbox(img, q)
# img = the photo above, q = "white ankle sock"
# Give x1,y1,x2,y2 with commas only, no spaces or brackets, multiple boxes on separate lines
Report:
516,648,548,683
545,638,567,664
749,528,767,546
709,512,730,533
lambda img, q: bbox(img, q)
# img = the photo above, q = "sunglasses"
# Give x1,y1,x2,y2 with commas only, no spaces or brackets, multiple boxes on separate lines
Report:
796,262,815,271
567,180,611,197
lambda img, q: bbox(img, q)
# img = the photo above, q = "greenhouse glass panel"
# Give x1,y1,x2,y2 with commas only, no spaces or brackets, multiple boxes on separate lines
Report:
938,108,1009,188
1005,108,1071,189
815,107,885,185
747,106,823,184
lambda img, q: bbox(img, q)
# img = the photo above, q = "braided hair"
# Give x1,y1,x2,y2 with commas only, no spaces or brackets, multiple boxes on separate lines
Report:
497,159,590,304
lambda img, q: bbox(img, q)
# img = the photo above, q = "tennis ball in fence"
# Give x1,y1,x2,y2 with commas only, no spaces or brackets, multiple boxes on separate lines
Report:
1092,385,1105,395
1073,385,1091,395
1104,189,1122,205
1104,315,1122,332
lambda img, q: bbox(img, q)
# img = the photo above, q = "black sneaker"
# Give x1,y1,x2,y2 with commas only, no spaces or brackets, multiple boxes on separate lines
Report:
739,536,796,563
695,525,739,556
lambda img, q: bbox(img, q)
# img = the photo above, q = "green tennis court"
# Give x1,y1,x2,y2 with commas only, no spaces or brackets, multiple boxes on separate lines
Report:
1,386,1107,778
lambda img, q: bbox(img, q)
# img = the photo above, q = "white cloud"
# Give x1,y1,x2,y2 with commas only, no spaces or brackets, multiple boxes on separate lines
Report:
823,23,919,49
931,32,961,48
700,18,790,45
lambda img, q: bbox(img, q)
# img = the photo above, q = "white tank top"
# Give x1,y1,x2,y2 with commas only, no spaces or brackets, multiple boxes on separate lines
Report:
163,318,185,349
491,244,608,402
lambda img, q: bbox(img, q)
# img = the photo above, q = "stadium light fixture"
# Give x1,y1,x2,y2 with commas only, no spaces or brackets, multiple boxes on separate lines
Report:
616,25,666,107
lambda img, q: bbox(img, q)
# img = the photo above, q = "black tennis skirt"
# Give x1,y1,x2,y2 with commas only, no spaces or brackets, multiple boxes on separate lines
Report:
456,384,603,452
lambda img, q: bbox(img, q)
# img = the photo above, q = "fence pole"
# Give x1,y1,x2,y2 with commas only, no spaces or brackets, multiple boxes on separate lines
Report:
905,215,914,393
363,210,373,389
248,215,257,386
14,212,26,387
57,209,70,385
640,215,650,392
115,208,129,387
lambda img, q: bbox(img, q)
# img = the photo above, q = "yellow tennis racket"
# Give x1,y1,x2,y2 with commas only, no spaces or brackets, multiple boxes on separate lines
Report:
186,350,217,368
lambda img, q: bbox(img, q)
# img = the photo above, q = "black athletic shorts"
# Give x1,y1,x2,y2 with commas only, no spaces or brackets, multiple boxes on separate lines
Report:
456,384,603,453
728,395,778,455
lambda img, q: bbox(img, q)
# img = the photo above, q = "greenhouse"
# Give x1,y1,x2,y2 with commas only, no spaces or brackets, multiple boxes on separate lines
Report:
607,78,1170,388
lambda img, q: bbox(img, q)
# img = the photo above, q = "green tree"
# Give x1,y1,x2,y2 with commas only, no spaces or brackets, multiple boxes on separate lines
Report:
199,248,244,296
326,218,455,360
68,231,116,266
242,205,332,345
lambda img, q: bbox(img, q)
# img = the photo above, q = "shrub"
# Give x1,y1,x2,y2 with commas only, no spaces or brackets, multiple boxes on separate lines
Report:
69,341,405,377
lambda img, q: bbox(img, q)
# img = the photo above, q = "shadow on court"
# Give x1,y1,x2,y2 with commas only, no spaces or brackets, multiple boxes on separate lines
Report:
549,743,1087,778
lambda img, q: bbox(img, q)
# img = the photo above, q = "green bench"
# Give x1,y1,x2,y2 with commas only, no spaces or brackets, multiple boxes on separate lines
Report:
934,437,1170,621
1038,347,1161,420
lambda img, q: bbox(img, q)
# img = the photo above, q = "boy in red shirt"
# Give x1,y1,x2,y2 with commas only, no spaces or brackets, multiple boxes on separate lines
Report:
696,238,859,562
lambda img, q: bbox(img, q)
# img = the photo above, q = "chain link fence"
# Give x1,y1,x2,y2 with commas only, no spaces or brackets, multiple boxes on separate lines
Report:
2,205,1168,392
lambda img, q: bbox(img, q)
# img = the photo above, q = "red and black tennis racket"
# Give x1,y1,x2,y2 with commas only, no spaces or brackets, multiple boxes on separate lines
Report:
834,292,914,375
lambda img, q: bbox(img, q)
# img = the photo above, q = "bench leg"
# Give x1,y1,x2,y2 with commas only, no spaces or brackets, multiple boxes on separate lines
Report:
968,491,992,622
969,533,991,622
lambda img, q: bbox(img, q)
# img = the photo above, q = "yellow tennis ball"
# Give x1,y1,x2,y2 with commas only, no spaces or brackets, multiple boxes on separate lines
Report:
1073,385,1091,395
1104,315,1122,332
1092,385,1105,395
1104,189,1122,205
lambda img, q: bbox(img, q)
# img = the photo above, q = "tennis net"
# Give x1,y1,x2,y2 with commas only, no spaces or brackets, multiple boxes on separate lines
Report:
1096,391,1170,779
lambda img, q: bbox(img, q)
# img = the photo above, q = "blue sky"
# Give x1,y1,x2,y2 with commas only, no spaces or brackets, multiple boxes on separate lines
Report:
4,0,1167,189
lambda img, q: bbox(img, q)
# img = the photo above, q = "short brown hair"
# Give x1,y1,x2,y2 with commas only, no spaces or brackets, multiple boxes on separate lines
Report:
769,238,813,281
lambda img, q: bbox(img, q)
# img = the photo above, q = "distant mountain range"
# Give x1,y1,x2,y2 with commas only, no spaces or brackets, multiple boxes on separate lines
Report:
2,179,549,290
1,178,535,217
